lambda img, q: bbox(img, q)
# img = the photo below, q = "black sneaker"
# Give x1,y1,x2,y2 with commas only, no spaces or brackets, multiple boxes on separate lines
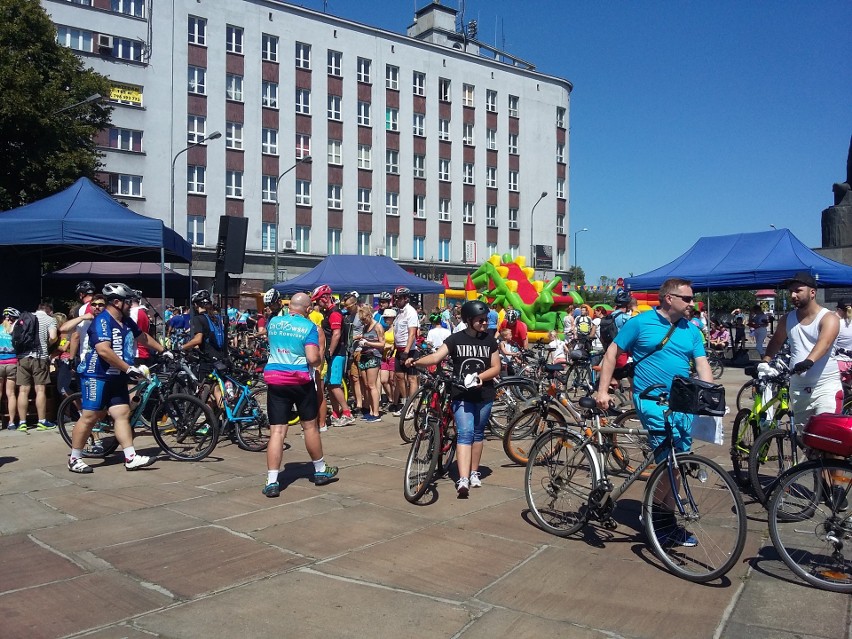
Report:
829,486,849,513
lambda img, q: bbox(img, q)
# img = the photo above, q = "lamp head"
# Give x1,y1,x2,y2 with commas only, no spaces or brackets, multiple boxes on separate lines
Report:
206,131,223,140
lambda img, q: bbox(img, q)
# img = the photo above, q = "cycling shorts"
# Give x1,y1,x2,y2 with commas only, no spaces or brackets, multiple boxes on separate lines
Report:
80,375,130,412
267,381,318,425
325,355,346,386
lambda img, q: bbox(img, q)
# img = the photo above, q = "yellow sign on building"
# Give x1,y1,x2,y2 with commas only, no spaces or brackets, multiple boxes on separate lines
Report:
109,83,143,106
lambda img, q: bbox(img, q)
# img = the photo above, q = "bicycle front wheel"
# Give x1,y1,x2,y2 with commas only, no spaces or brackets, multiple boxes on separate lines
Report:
234,387,271,452
710,358,724,380
730,408,758,487
747,417,802,505
525,429,598,537
503,404,567,466
643,454,747,583
56,392,119,458
398,386,428,444
403,423,439,503
736,380,757,412
489,380,536,438
152,394,219,461
768,460,852,593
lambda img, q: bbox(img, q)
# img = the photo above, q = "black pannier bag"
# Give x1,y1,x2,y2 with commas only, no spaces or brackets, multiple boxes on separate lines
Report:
668,375,726,416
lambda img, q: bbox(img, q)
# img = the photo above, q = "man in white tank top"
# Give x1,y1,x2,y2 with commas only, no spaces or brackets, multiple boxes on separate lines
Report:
763,271,841,428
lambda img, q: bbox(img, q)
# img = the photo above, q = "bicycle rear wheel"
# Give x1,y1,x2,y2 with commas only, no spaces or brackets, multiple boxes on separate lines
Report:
748,418,803,505
56,392,119,458
563,364,591,401
403,423,439,503
643,454,747,583
768,460,852,593
152,394,219,461
525,429,598,537
489,380,536,438
736,380,757,412
730,408,758,487
233,387,271,452
398,386,428,444
710,358,724,380
503,404,567,466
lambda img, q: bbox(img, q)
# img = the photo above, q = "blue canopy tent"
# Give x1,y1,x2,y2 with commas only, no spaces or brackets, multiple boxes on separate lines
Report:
272,255,445,295
625,229,852,291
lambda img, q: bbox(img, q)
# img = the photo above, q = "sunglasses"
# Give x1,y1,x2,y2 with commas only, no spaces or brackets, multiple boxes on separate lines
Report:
669,293,695,303
91,303,106,308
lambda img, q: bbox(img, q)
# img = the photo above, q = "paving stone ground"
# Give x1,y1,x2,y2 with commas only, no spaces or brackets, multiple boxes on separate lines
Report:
0,365,849,639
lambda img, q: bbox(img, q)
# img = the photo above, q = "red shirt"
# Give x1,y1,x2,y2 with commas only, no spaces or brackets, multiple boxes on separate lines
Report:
498,319,528,345
131,306,150,358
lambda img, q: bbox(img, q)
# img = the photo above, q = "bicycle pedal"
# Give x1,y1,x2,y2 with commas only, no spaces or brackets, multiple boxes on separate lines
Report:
602,518,618,530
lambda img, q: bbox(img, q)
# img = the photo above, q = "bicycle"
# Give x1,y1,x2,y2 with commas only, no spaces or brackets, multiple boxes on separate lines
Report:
57,362,219,462
403,369,459,503
525,384,747,583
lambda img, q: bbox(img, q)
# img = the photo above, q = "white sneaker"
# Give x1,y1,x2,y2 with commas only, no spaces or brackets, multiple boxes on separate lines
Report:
319,424,329,433
457,477,470,498
124,455,156,471
469,471,482,488
68,457,93,474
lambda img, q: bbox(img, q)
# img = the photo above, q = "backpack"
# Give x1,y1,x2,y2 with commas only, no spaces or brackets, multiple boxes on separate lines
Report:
204,314,225,350
598,310,624,351
576,315,593,336
12,311,40,355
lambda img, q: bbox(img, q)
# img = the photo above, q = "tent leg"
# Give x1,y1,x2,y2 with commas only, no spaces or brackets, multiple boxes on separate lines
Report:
160,247,166,337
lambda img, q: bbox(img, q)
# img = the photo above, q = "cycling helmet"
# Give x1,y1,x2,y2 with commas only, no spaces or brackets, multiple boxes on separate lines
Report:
614,290,632,306
429,312,442,324
378,291,392,301
75,280,96,296
505,309,520,323
131,289,143,301
191,289,213,306
311,284,333,301
461,300,489,322
393,286,411,297
263,288,281,305
342,290,359,301
102,282,135,301
3,307,20,319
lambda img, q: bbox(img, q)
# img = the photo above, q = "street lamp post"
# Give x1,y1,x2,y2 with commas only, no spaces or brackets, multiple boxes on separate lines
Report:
170,130,222,232
529,191,548,269
573,227,589,270
53,93,102,115
274,156,313,283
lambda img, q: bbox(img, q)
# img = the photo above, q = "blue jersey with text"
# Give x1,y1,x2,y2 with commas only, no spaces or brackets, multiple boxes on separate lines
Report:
264,314,319,385
78,311,141,378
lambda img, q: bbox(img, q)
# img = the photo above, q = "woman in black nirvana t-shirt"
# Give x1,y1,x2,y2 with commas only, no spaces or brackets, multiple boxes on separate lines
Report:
406,300,501,498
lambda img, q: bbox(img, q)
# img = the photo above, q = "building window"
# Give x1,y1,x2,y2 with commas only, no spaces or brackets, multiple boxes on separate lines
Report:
508,94,519,117
486,205,497,227
261,222,277,252
357,144,372,169
412,113,425,137
487,241,497,256
110,174,142,197
226,74,243,102
486,89,497,112
226,25,243,54
328,228,342,254
509,207,519,229
385,107,399,131
438,158,450,182
413,236,425,261
439,198,451,221
328,184,342,209
486,166,497,188
438,238,451,263
113,38,143,62
295,88,311,114
386,234,399,259
438,118,450,141
295,42,311,69
262,128,278,155
295,134,311,160
296,226,310,253
509,244,519,259
508,133,518,155
262,81,278,108
327,50,342,76
556,214,565,234
385,149,399,174
187,116,206,144
357,101,371,126
463,123,474,146
462,83,474,107
557,143,565,163
556,178,565,199
187,215,205,246
386,191,399,216
414,194,425,218
112,0,144,17
463,201,474,224
385,64,399,90
357,57,371,83
187,166,205,194
486,128,496,150
413,154,425,179
295,179,311,206
508,170,519,192
262,33,278,62
109,127,142,152
226,171,243,198
438,77,451,102
463,162,474,185
556,106,566,128
262,175,276,203
188,16,206,46
358,188,371,213
412,71,425,96
557,249,565,270
188,66,206,94
327,139,342,165
358,231,371,255
56,26,93,52
327,94,342,121
225,122,243,149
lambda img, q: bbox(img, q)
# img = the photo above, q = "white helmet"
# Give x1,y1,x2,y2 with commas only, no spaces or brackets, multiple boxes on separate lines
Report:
102,282,135,301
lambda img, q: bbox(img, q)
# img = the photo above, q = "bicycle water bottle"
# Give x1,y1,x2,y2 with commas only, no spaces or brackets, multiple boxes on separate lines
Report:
225,381,235,403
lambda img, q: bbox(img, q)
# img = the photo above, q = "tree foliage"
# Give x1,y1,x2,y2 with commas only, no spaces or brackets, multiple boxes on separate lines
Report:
566,266,585,286
0,0,112,211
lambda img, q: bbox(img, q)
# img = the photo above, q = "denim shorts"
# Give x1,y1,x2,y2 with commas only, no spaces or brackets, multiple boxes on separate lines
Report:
451,400,492,446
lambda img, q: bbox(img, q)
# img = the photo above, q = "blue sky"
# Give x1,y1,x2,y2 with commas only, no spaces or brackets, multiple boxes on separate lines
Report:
299,0,852,284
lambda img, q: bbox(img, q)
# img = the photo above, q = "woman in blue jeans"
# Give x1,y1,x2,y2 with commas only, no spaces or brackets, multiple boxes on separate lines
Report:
407,300,501,497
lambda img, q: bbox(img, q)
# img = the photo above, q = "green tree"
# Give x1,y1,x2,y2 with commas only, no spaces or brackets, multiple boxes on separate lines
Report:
566,266,585,286
0,0,112,211
697,290,757,317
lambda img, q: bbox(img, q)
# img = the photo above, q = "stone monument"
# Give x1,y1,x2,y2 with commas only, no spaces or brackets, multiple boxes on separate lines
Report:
818,134,852,302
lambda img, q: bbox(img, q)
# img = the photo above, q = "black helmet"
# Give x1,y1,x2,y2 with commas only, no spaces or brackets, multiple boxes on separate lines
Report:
75,280,96,296
461,300,489,322
102,282,135,301
505,309,520,323
614,290,632,306
263,288,280,305
378,291,392,301
191,289,213,306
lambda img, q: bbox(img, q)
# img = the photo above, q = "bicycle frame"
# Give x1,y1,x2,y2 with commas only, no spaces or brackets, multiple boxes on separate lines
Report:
207,369,258,428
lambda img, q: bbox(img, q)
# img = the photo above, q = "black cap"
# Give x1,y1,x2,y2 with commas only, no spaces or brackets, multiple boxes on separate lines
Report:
783,271,817,288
